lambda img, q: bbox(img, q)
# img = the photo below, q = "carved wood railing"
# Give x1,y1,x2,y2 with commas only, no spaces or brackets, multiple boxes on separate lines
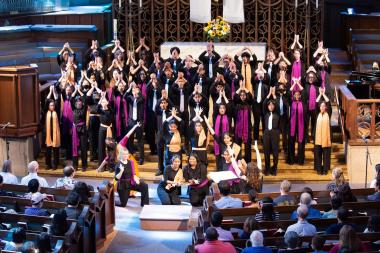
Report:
340,85,380,143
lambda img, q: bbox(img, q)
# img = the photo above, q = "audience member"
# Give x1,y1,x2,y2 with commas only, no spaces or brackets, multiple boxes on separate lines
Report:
240,216,259,240
20,161,49,187
241,230,272,253
72,181,92,204
214,181,243,209
210,211,234,241
325,207,357,234
54,166,77,190
290,193,321,220
247,189,259,208
366,178,380,201
311,235,327,253
273,180,296,206
21,241,37,253
255,197,279,221
369,164,380,188
321,195,342,219
278,231,307,253
0,160,19,184
363,215,380,233
24,192,50,216
23,179,47,200
328,225,368,253
4,227,26,251
286,205,317,237
300,187,317,205
65,191,82,219
194,227,236,253
50,209,69,236
37,233,52,253
326,168,356,202
0,175,16,197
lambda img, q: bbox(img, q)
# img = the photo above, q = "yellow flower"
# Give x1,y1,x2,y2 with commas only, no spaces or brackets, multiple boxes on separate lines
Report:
223,26,229,32
209,31,216,37
216,25,221,30
204,27,209,32
216,31,222,37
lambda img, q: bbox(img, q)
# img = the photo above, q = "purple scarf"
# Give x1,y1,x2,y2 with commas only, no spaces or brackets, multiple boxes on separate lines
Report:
72,121,85,156
107,87,113,102
119,135,129,149
114,96,128,138
228,164,240,186
321,71,326,89
308,84,317,111
235,107,249,143
290,101,304,143
291,61,302,91
214,114,229,155
231,79,236,98
62,100,73,134
192,179,209,189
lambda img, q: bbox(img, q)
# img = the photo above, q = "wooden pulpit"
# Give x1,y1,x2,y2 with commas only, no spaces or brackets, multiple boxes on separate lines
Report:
0,65,39,137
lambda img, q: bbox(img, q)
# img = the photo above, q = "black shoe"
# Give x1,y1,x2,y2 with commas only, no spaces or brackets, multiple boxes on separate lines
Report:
264,171,270,176
139,159,144,165
155,170,163,176
150,150,157,155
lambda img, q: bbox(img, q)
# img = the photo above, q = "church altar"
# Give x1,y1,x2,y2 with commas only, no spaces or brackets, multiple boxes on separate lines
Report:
160,42,267,61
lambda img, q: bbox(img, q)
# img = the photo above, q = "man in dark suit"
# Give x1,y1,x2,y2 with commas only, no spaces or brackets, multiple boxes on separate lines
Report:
166,47,182,75
252,65,269,141
198,42,221,79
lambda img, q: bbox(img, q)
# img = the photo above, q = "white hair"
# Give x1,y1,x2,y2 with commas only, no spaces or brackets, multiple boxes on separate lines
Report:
299,192,312,206
250,230,264,247
27,161,39,173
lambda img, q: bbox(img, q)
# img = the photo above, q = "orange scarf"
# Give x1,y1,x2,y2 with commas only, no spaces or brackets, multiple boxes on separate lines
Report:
168,131,181,152
315,112,331,147
198,129,206,147
241,63,253,95
46,111,60,147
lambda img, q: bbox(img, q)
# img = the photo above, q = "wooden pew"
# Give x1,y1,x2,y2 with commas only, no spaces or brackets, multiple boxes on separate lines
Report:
204,196,380,224
0,213,81,253
0,197,96,253
231,188,376,202
0,231,66,253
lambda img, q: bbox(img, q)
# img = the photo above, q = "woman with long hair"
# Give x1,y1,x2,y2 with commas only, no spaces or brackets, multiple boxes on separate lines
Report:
157,155,183,205
328,225,367,253
255,197,279,222
183,153,208,206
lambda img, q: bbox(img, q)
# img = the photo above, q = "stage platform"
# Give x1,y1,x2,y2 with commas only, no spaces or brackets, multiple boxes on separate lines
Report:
139,205,193,231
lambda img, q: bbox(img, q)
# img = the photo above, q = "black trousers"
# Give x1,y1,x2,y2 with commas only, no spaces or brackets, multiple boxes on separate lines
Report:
157,184,181,205
98,126,108,166
263,129,279,174
288,135,305,165
188,184,209,206
117,180,149,207
73,132,88,168
305,110,317,141
88,116,100,160
127,122,144,160
314,145,331,174
62,132,72,161
253,102,265,141
145,110,157,153
156,134,165,172
235,135,252,163
279,115,289,153
46,146,59,168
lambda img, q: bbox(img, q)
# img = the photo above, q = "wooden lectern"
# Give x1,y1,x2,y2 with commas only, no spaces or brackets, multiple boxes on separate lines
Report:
0,66,39,137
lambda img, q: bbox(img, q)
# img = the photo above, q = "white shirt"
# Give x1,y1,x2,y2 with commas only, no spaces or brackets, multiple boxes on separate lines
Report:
132,99,137,121
257,80,262,103
152,89,157,110
268,112,272,130
162,110,167,123
209,57,213,78
285,220,317,237
268,62,272,79
280,96,284,115
20,173,49,187
180,89,185,112
0,172,18,184
199,78,203,93
165,79,170,94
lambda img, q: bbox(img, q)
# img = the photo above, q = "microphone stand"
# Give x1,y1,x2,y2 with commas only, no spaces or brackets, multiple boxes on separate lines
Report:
1,123,11,160
363,137,372,188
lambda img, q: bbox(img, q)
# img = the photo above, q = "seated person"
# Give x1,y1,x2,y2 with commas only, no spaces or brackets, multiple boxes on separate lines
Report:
300,187,317,205
20,161,49,187
50,209,69,236
367,178,380,201
54,166,77,190
72,181,92,204
286,205,317,237
37,233,52,253
328,225,368,253
325,207,357,234
321,195,342,219
290,193,321,220
278,231,308,253
23,179,47,200
273,180,296,206
326,168,356,202
3,227,26,251
311,235,327,253
210,211,234,241
0,160,19,184
214,181,243,209
363,215,380,249
195,227,236,253
65,191,82,219
255,196,279,221
247,190,259,208
0,175,16,197
240,216,259,240
370,164,380,188
241,230,272,253
21,241,37,253
24,192,50,216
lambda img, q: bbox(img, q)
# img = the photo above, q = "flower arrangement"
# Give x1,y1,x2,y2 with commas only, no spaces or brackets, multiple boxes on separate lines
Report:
203,16,230,42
